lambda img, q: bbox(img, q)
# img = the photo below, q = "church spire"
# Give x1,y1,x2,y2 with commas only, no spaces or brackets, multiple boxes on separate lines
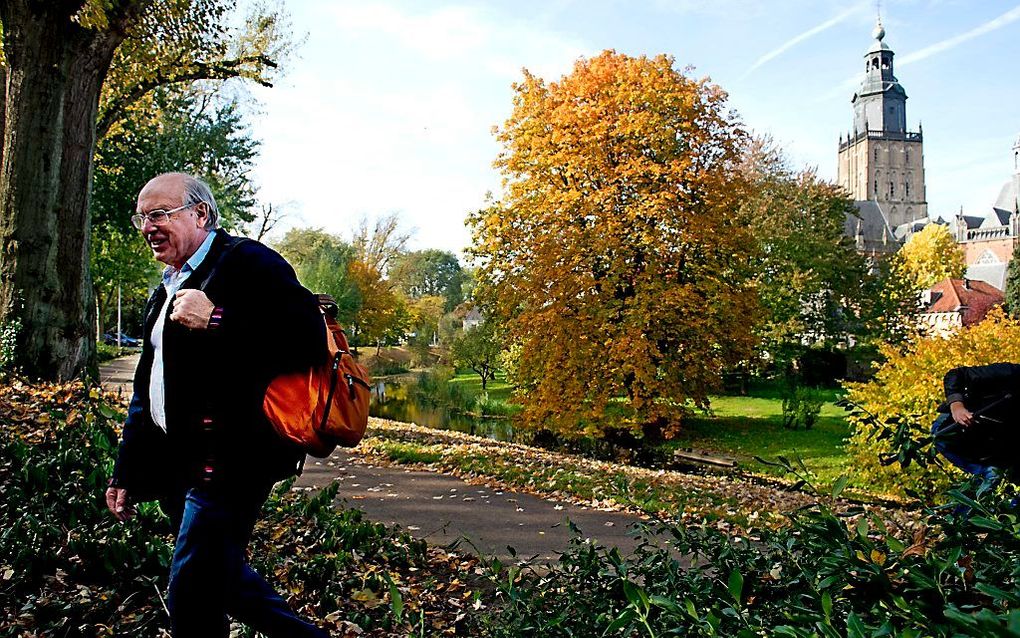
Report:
851,18,908,135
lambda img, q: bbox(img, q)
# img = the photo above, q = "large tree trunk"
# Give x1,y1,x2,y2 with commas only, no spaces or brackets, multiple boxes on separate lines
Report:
0,1,126,380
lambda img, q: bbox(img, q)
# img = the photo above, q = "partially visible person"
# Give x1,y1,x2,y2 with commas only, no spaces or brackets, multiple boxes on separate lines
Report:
934,363,1020,483
105,172,329,637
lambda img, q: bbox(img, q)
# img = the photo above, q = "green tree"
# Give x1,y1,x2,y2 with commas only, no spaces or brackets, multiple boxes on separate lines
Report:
1005,242,1020,318
390,249,465,311
275,228,360,325
737,136,873,373
91,88,262,336
405,295,446,366
470,51,758,438
449,318,502,392
0,0,292,380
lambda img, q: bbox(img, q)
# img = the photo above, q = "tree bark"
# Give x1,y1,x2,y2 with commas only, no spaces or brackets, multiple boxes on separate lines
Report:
0,1,130,379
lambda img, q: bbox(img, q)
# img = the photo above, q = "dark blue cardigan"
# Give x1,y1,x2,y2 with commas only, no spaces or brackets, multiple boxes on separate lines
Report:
111,229,326,500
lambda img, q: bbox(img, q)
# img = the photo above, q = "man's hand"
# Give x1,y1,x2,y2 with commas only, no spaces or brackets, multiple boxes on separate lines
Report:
170,289,215,329
105,487,135,522
950,401,974,428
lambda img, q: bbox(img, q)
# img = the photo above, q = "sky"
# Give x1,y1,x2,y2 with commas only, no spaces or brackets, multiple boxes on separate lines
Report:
248,0,1020,254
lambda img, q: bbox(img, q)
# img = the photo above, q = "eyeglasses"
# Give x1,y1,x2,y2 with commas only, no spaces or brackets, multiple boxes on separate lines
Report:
130,202,202,230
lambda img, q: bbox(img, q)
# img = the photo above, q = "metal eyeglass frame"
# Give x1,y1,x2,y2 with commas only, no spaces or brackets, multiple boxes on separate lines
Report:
130,202,204,230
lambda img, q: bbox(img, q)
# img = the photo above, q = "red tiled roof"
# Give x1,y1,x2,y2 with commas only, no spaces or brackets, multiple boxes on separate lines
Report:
925,278,1004,326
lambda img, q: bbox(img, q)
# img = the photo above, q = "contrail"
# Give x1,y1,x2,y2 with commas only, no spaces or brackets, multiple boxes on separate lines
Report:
741,2,868,79
898,4,1020,66
817,3,1020,103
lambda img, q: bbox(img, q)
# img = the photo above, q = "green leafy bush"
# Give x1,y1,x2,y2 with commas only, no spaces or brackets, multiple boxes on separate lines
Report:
366,356,410,376
782,386,824,430
0,382,172,636
0,380,475,636
843,308,1020,499
477,408,1020,637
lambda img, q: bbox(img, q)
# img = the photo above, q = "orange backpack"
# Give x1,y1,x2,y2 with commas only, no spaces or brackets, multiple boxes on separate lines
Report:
263,295,372,457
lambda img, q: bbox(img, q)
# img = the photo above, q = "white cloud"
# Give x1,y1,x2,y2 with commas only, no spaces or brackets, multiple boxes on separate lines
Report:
250,1,589,254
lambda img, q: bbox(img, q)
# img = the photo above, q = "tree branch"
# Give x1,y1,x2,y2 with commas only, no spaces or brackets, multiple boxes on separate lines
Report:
96,54,277,140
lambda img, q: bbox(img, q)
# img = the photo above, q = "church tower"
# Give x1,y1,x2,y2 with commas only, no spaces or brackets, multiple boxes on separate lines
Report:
837,19,928,237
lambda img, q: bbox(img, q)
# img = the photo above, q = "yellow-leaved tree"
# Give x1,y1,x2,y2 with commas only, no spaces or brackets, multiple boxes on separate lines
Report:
844,308,1020,498
470,50,758,439
890,223,966,292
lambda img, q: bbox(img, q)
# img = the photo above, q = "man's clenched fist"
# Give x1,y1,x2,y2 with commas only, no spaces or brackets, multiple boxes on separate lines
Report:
170,289,215,329
106,487,135,522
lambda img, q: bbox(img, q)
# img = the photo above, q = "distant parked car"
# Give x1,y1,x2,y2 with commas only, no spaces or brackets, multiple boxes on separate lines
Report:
101,332,140,347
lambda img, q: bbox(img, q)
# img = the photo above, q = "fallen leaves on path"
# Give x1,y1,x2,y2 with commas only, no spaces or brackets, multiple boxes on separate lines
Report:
348,418,921,536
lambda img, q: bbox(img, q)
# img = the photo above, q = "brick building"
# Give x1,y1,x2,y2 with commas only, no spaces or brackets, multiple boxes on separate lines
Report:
838,20,929,256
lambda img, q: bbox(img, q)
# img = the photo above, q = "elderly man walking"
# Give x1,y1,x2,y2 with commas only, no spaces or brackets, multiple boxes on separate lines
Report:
105,173,329,637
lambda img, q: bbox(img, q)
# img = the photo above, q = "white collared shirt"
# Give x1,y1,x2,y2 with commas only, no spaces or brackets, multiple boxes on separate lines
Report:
149,232,216,432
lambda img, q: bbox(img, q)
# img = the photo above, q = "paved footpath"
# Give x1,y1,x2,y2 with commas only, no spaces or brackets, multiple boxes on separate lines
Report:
101,355,649,562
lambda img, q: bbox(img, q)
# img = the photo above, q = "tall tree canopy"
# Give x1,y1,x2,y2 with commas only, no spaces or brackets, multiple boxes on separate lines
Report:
890,223,967,292
389,249,465,311
0,0,291,380
737,137,873,371
1006,242,1020,319
274,228,360,325
471,50,758,438
352,212,411,275
91,87,262,336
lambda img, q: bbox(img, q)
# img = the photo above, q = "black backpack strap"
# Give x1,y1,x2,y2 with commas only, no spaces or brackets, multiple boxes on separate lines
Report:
198,237,251,292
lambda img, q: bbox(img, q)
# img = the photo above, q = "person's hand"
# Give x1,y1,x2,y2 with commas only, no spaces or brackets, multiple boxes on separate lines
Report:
170,289,215,329
105,487,135,522
950,401,974,428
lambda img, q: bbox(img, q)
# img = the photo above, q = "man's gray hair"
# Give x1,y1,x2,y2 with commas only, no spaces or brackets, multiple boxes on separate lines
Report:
180,174,220,230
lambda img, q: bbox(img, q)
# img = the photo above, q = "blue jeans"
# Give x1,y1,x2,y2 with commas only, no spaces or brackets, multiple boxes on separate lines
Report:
164,485,328,638
931,413,1002,483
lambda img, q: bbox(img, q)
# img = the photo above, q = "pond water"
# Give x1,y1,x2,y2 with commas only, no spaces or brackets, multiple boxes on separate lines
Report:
369,375,517,442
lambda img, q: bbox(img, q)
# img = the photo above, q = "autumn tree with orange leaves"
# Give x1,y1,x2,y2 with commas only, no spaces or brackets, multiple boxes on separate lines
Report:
470,51,759,439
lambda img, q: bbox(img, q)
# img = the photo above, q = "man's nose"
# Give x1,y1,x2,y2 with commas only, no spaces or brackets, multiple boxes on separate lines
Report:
140,216,158,234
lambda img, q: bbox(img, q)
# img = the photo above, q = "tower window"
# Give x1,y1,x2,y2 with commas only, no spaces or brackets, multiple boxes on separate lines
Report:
874,180,878,196
905,149,911,163
889,181,895,199
905,182,910,197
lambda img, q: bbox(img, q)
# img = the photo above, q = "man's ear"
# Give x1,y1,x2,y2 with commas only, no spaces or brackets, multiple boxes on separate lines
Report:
195,202,209,227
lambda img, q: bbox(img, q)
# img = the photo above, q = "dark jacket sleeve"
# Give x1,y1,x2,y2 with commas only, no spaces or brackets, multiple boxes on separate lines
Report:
944,363,1020,406
110,389,165,499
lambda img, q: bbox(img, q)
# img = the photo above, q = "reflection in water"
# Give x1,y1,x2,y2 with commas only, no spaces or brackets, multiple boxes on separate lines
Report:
369,376,516,441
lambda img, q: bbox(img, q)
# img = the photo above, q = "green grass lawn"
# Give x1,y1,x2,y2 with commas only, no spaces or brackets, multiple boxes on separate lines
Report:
675,392,852,485
448,370,515,403
446,371,853,485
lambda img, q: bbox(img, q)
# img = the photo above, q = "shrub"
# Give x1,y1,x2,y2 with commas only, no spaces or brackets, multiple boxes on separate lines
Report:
0,379,476,636
782,386,824,430
478,436,1020,637
843,308,1020,499
0,381,173,636
96,342,129,364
